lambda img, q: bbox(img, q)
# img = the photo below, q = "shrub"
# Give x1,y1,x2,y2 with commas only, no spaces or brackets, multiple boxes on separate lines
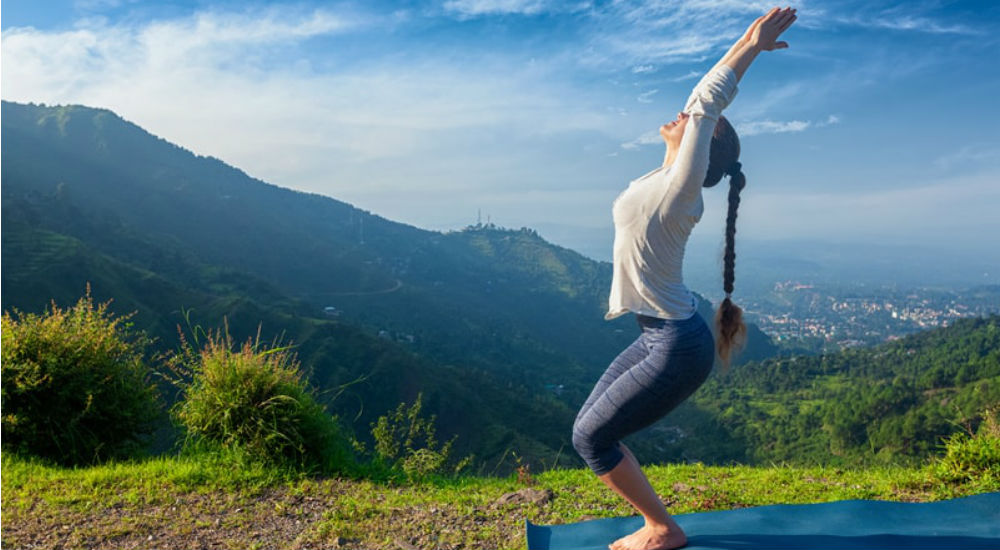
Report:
1,287,160,465
370,392,472,480
931,407,1000,485
167,318,352,474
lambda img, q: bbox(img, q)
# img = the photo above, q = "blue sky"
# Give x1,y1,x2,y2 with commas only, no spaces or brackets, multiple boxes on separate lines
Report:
4,0,1000,271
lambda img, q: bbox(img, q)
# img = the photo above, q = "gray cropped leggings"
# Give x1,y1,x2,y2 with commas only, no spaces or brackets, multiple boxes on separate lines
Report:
573,312,715,475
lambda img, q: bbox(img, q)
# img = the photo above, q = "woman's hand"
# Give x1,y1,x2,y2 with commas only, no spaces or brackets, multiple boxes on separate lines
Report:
709,7,797,85
746,7,797,51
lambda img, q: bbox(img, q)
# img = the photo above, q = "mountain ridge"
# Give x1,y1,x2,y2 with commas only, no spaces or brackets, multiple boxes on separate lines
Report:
2,99,778,470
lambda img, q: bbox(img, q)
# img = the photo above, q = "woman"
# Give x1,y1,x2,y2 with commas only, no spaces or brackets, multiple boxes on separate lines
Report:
572,8,797,550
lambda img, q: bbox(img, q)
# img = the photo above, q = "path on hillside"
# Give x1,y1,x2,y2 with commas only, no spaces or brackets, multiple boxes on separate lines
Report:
316,279,404,297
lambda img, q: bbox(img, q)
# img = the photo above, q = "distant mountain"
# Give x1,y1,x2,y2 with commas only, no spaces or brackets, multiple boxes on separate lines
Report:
1,100,777,470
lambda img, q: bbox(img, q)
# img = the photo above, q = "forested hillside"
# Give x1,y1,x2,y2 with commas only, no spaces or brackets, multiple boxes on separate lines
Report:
0,100,774,470
0,101,776,385
5,100,995,472
651,316,1000,465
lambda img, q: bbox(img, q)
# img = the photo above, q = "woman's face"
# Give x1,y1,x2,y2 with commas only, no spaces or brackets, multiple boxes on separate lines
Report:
660,111,690,147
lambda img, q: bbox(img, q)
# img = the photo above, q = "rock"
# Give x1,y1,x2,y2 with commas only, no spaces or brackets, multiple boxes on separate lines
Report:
496,488,554,506
332,536,359,549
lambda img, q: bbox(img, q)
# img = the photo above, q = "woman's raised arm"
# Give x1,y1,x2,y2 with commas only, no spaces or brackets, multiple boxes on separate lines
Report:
661,7,796,205
716,7,797,82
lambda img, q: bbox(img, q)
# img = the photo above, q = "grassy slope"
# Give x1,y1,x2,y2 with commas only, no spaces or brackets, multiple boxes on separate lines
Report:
3,454,995,550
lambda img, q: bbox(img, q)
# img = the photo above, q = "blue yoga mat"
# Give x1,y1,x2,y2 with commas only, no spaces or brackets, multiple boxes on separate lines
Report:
526,492,1000,549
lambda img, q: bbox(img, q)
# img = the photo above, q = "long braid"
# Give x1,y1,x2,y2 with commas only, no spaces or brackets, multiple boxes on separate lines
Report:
715,162,747,369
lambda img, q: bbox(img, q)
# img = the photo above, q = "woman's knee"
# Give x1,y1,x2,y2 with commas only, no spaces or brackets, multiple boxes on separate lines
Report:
572,422,624,475
571,423,590,455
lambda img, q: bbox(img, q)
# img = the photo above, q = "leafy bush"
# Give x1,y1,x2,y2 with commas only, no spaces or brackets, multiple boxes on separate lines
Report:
167,318,352,474
1,287,160,465
931,407,1000,485
370,393,472,480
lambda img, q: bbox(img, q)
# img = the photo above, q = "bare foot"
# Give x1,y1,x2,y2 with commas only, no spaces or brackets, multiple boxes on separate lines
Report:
608,523,687,550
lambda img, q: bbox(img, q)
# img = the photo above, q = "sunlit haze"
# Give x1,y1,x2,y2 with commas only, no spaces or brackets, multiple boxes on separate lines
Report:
4,0,999,276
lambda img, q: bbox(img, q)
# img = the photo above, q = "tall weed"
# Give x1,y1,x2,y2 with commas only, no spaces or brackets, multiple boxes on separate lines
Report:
165,315,352,475
931,406,1000,486
370,392,472,481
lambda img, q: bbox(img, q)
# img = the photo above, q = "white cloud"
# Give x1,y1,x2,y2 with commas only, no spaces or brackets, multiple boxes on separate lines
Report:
735,114,839,137
74,0,130,10
736,119,810,136
4,1,994,258
443,0,547,17
671,70,701,82
619,112,836,148
738,172,1000,243
442,0,590,18
1,6,628,233
637,89,658,103
621,130,662,150
682,170,1000,262
795,2,983,35
578,0,771,68
833,14,980,35
934,145,1000,170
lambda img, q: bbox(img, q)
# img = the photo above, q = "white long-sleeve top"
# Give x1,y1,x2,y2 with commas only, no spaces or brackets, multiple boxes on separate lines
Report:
606,64,739,321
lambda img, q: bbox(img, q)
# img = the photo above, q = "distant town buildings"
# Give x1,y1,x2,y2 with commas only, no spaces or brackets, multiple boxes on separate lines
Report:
742,282,1000,351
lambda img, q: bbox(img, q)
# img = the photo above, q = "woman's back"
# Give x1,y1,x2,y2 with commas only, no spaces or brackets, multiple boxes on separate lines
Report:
606,64,740,321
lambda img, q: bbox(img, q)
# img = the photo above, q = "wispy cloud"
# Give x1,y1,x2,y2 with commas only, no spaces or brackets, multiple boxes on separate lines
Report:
4,0,996,257
735,172,1000,244
1,6,617,210
637,89,658,103
935,145,1000,170
797,1,984,35
671,70,701,82
737,119,811,136
621,130,661,149
442,0,590,18
736,114,839,137
444,0,547,17
831,13,981,35
74,0,133,11
619,113,839,145
576,0,767,68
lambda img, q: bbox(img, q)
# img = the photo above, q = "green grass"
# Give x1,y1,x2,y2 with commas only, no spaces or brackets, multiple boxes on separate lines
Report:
3,452,995,550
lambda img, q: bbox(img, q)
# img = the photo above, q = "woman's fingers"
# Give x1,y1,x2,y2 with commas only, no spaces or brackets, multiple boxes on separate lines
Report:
779,13,797,32
775,17,796,38
774,8,795,25
767,8,796,36
752,6,796,50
